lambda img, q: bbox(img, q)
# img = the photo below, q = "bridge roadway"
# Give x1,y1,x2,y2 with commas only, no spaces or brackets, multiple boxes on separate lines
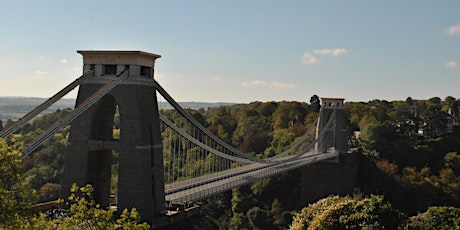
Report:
165,149,338,204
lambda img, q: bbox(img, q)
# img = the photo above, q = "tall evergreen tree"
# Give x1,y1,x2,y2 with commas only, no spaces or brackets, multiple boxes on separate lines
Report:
309,95,321,113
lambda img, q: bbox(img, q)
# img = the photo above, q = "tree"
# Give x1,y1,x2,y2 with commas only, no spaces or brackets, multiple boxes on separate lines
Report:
428,97,442,106
290,195,406,230
444,96,459,123
359,118,397,157
423,104,448,137
246,206,273,230
3,119,15,131
409,206,460,229
47,184,149,229
0,138,149,229
0,139,36,228
406,97,414,106
231,111,271,154
228,212,249,230
390,101,417,137
38,182,61,202
310,95,321,113
231,186,255,214
273,112,289,130
206,106,237,143
264,129,295,157
444,152,460,175
271,198,291,227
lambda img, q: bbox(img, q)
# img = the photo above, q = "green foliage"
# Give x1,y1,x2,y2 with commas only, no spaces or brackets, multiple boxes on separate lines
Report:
116,208,150,230
231,111,271,154
53,184,115,229
409,206,460,229
199,193,232,228
360,119,400,159
0,139,36,229
246,206,273,230
0,138,148,229
0,109,72,202
290,195,406,230
206,106,237,143
264,129,295,157
38,182,61,201
309,95,321,113
227,171,301,229
348,97,460,215
231,186,255,214
3,96,460,229
444,152,460,175
23,184,148,229
228,212,249,230
270,198,293,227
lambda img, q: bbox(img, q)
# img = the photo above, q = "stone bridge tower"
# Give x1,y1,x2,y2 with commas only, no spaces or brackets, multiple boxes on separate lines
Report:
301,98,355,204
315,98,348,153
62,51,165,221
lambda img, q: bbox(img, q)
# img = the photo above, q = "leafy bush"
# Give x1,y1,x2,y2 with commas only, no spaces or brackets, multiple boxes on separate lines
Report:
290,195,406,230
409,206,460,230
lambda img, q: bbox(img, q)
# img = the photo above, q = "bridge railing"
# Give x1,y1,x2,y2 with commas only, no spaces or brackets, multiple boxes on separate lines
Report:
161,103,339,202
165,149,339,203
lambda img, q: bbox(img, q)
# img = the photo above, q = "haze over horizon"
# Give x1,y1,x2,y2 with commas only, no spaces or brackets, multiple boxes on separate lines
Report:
0,1,459,103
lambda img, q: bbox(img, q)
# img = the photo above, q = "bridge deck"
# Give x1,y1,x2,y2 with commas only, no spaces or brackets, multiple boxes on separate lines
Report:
165,150,338,203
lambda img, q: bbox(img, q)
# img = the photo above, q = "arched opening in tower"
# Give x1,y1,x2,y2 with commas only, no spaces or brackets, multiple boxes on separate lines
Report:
86,95,119,208
90,95,117,141
113,106,120,140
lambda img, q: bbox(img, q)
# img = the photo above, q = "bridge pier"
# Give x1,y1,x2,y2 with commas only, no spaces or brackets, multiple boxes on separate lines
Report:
299,97,360,203
62,51,165,221
300,151,362,204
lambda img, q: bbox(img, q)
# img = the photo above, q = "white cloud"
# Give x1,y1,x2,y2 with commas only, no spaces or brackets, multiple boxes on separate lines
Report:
242,80,269,88
301,53,319,65
32,70,48,79
312,48,349,57
302,48,349,65
154,73,167,79
211,76,222,81
270,81,295,90
445,61,457,69
241,80,294,90
59,58,68,64
35,70,48,75
447,22,460,36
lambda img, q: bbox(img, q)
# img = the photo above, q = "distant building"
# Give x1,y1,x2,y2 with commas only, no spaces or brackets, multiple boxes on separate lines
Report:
446,112,454,134
418,111,454,137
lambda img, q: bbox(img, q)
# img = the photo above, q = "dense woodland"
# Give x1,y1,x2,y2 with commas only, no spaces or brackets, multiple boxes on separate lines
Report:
1,95,460,229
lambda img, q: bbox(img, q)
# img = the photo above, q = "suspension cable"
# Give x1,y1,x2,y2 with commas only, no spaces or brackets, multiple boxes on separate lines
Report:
0,70,93,138
154,80,267,163
22,69,129,157
159,114,254,164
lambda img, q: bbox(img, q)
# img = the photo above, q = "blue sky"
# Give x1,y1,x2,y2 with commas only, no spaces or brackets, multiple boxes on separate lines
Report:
0,1,459,103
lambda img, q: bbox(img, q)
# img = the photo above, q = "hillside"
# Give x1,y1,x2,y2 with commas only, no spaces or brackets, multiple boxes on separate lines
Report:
0,97,75,121
1,96,460,229
0,97,234,121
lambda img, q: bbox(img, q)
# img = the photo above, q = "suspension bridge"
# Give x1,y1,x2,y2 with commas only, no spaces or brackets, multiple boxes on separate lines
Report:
0,50,349,223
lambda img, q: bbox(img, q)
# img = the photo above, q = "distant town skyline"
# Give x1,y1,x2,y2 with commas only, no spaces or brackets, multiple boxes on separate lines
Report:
0,1,459,103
